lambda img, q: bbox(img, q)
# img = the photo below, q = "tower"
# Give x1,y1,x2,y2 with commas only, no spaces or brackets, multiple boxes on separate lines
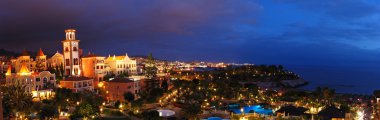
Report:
35,48,47,71
62,29,81,76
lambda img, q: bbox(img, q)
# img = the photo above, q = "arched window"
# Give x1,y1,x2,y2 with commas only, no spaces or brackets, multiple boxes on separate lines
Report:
65,47,69,52
43,77,48,83
73,47,78,51
74,58,78,65
65,59,70,66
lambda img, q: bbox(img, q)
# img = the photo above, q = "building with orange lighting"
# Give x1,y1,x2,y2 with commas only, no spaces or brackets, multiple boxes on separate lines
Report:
35,48,47,71
47,51,64,68
105,77,140,102
5,63,56,100
10,49,48,73
81,53,106,87
60,76,94,92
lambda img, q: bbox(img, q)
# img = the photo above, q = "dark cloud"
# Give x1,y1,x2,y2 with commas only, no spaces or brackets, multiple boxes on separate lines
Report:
0,0,261,58
274,0,379,19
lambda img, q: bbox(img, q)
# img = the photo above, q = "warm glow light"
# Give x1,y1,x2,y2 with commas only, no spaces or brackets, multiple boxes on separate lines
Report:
98,82,104,88
239,117,248,120
32,91,38,97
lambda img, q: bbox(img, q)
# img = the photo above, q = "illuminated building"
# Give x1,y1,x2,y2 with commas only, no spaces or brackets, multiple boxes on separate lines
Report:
105,77,140,102
35,48,47,71
5,63,56,101
105,54,138,76
60,76,94,92
81,53,106,87
47,51,64,68
62,29,81,76
10,49,49,73
11,50,32,72
59,29,95,92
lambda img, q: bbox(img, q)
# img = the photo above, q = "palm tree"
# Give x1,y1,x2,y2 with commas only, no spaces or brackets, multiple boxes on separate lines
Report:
2,83,33,118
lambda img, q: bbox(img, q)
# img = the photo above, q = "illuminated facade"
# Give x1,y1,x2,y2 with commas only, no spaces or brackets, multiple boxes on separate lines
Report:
47,51,64,68
60,77,94,92
10,49,49,73
11,50,32,72
35,48,47,71
62,29,81,76
105,54,138,76
81,53,106,87
105,78,140,102
5,63,56,100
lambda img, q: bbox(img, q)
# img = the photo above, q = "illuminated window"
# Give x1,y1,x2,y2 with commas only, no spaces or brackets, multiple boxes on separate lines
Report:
66,69,70,75
74,58,78,65
43,77,48,83
65,59,70,66
74,68,78,75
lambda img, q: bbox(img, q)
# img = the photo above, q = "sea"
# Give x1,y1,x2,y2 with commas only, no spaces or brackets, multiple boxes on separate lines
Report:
286,65,380,95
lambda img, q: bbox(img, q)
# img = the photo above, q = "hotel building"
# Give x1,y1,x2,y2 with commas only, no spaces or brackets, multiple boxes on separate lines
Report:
105,77,140,102
60,29,95,92
5,63,56,101
105,54,138,76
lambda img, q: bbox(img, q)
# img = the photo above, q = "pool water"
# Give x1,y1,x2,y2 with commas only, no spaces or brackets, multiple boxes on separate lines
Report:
229,105,273,115
207,117,223,120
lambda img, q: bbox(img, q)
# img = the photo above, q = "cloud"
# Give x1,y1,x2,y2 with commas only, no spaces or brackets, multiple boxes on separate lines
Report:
0,0,261,57
274,0,380,19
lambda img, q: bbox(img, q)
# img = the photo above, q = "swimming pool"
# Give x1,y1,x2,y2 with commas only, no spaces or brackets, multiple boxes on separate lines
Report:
207,117,223,120
229,105,273,115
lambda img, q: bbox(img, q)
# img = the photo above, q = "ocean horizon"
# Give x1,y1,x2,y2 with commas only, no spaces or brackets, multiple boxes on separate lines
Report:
287,64,380,95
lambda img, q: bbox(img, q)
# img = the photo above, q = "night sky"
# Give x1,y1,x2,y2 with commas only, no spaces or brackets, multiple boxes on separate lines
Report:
0,0,379,93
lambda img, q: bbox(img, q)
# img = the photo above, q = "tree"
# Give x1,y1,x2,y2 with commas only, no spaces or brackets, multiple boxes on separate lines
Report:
71,103,96,119
2,83,33,117
144,53,157,79
104,73,116,81
118,71,129,78
374,90,380,98
161,80,168,92
114,100,121,108
39,104,58,119
142,110,160,120
124,92,135,103
183,103,201,119
131,99,143,111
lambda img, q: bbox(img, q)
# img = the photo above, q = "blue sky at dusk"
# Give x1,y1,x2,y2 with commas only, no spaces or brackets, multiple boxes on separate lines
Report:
0,0,379,93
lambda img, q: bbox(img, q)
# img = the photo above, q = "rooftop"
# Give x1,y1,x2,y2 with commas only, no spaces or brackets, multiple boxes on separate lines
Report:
62,76,93,81
36,48,45,56
82,52,104,58
20,49,29,56
107,77,134,83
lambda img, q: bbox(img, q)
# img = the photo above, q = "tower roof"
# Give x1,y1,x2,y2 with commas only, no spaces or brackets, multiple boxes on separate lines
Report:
52,51,63,57
65,29,76,32
20,49,30,56
36,48,45,56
